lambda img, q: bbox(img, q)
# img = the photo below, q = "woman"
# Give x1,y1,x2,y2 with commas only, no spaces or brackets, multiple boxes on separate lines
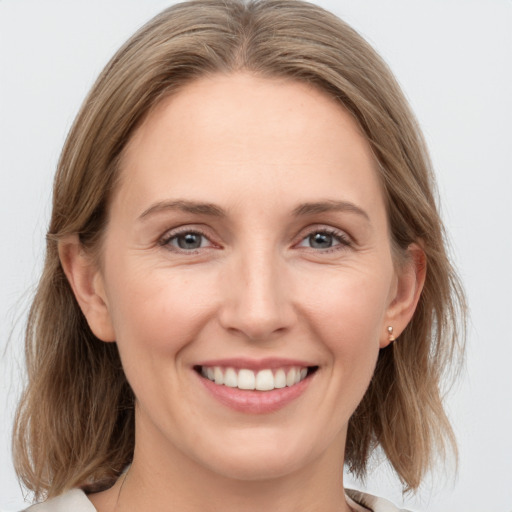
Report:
13,1,465,511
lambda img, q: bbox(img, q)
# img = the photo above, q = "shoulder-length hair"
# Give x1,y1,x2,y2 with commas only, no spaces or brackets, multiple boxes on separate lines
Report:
13,0,465,499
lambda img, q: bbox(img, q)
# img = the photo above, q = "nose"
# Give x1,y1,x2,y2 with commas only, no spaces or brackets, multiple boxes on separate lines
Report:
218,248,296,342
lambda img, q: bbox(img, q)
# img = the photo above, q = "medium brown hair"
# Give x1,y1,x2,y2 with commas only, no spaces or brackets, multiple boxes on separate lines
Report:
13,0,465,499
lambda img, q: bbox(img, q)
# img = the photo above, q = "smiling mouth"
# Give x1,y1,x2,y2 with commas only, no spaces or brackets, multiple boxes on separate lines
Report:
194,365,319,392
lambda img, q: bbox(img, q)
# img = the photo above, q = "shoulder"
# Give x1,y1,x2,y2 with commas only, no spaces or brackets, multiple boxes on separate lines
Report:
22,487,411,512
22,489,95,512
346,488,415,512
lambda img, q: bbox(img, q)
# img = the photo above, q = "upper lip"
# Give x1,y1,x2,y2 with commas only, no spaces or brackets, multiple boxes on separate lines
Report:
194,357,317,371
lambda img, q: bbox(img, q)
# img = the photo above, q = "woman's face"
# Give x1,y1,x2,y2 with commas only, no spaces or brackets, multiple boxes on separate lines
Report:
81,73,412,481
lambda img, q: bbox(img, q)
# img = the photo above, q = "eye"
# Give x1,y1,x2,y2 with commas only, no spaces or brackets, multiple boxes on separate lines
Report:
297,229,350,251
161,230,213,251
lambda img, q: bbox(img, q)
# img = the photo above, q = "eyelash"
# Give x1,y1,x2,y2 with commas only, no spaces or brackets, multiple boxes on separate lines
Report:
297,228,352,253
159,227,214,253
158,226,352,254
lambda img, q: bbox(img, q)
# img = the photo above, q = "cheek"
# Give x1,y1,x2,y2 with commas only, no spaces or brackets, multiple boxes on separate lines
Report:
293,262,392,373
317,297,381,385
299,265,391,335
104,262,219,362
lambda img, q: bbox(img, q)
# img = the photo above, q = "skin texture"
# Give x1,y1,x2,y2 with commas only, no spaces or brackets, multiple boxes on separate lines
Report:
61,73,425,512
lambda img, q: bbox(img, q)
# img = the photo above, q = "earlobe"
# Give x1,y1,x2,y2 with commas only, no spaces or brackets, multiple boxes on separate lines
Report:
381,243,426,348
58,236,116,342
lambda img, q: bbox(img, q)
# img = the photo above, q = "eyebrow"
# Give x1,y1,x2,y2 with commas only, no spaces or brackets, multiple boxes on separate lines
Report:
138,199,370,222
138,200,226,220
292,200,370,222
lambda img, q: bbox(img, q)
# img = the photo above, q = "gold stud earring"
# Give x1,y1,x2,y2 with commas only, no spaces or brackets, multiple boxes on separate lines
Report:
387,326,396,342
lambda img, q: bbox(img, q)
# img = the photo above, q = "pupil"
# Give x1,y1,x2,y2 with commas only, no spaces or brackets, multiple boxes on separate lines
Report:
310,232,332,249
178,233,201,249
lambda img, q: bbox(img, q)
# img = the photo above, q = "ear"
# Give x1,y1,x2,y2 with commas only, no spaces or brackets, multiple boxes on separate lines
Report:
381,243,426,348
58,236,116,342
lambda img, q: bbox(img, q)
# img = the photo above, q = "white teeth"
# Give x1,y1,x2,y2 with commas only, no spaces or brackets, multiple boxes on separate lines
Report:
274,369,286,389
214,367,224,385
238,369,256,390
255,369,274,391
201,365,311,391
286,368,296,387
224,367,238,388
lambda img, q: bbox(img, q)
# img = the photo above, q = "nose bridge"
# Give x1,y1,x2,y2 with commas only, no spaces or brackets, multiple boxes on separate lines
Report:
220,241,293,341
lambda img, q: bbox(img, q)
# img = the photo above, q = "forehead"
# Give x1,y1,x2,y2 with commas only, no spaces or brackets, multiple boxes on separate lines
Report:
115,72,385,222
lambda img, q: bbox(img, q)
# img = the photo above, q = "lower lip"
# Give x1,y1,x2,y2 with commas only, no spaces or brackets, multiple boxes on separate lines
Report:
196,371,314,414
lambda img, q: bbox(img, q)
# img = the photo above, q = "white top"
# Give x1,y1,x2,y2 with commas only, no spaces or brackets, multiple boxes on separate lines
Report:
23,488,411,512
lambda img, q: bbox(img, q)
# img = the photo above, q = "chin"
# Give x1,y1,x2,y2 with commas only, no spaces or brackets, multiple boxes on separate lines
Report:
187,427,324,482
201,450,308,482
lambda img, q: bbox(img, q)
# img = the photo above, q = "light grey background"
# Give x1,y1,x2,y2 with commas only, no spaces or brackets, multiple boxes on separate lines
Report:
1,1,511,510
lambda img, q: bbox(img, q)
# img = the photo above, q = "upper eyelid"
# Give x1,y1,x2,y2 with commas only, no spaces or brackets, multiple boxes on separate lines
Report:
294,224,352,242
160,224,211,237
